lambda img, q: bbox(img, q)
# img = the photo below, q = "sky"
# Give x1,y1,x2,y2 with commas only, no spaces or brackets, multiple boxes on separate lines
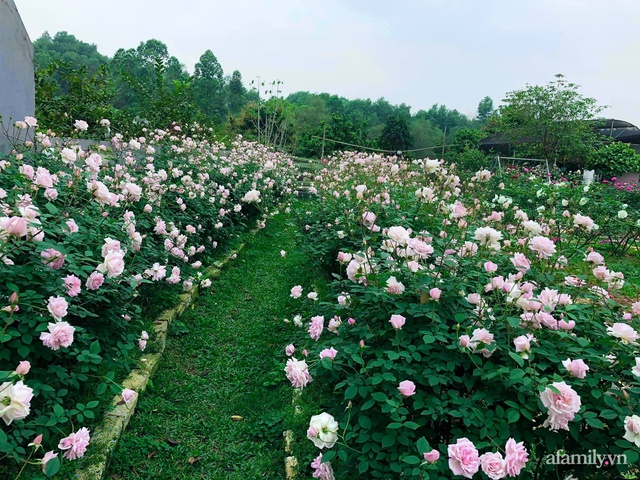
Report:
14,0,640,124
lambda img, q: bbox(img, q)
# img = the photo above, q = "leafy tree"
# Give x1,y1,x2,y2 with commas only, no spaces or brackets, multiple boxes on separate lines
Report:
496,74,604,163
193,50,226,121
409,118,443,157
378,113,414,153
477,96,494,123
227,70,248,115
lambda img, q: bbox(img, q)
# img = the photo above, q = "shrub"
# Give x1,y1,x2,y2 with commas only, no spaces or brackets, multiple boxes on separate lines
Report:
285,152,640,479
0,117,296,476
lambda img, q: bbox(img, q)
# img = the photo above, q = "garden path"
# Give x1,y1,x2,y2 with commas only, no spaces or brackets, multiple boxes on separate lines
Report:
108,213,320,479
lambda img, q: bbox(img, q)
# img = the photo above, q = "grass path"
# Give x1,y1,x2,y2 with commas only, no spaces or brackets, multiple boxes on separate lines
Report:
108,213,324,479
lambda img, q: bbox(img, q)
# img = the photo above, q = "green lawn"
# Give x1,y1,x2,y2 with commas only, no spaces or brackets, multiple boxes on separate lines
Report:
108,212,327,479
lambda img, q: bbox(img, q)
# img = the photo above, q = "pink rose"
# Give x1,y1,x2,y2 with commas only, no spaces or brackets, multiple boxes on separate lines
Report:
479,452,506,479
398,380,416,397
85,271,105,290
290,285,303,298
511,253,531,273
558,319,576,330
63,275,82,297
386,276,405,294
97,249,125,278
484,261,498,273
540,381,581,431
40,321,75,350
15,360,31,375
121,388,136,404
319,347,338,360
585,251,604,264
424,449,440,463
504,438,529,476
459,335,471,348
448,437,480,478
513,334,535,358
562,358,589,378
41,248,65,269
528,236,556,258
65,219,79,234
389,314,406,330
1,216,28,237
58,427,90,460
308,316,324,341
285,344,295,356
285,358,312,389
47,296,68,321
429,288,442,300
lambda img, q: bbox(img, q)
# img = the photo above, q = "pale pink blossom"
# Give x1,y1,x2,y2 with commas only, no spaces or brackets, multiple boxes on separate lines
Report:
504,438,529,476
319,347,338,360
40,321,75,350
121,389,136,404
562,358,589,378
632,358,640,377
97,249,125,278
585,251,604,264
290,285,303,298
479,452,506,480
65,219,79,234
63,275,82,297
311,453,335,480
484,261,498,273
41,248,65,269
528,236,556,258
389,314,406,330
397,380,416,397
607,323,639,345
511,253,531,273
15,361,30,375
386,276,405,294
58,427,90,460
0,216,28,237
85,272,105,290
308,315,324,341
424,449,440,463
540,381,581,431
47,296,68,321
285,344,295,356
448,437,480,479
513,334,535,358
429,288,442,300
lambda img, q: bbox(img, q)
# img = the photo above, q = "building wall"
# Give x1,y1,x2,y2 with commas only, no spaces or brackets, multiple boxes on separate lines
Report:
0,0,35,154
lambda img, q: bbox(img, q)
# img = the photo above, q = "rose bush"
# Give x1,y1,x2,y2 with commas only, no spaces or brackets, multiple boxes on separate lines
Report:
0,117,296,476
285,152,639,479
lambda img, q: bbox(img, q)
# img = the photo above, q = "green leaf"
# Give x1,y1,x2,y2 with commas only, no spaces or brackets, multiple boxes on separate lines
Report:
404,421,420,430
359,416,371,430
44,456,61,476
404,455,421,465
508,352,525,367
321,450,336,463
86,400,99,409
358,460,369,474
371,392,388,402
44,202,59,214
381,435,395,448
17,345,31,358
0,440,13,453
345,385,357,400
507,409,520,423
417,436,430,454
585,417,604,429
599,409,618,419
387,422,403,429
422,334,436,344
96,383,107,395
89,340,101,354
624,449,639,464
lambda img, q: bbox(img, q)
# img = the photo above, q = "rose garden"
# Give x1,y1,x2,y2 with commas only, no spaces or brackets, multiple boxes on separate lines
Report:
0,112,639,480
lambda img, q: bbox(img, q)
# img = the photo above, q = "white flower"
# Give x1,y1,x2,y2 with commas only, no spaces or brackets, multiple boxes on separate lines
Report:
623,415,640,447
0,381,34,425
241,189,261,203
307,412,339,449
618,210,628,219
579,197,588,205
607,323,640,345
632,358,640,378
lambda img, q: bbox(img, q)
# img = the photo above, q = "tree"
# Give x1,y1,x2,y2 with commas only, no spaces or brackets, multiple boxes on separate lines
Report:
193,50,226,121
227,70,247,115
477,96,494,123
496,74,604,163
378,113,414,153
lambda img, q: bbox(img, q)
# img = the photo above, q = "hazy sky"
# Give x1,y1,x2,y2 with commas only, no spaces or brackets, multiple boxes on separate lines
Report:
14,0,640,124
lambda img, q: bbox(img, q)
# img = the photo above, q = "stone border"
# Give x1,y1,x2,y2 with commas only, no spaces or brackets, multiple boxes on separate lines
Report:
283,389,303,479
74,230,259,479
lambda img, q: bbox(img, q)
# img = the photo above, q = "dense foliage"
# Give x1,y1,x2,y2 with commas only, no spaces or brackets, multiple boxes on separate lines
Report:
284,153,640,479
0,116,297,476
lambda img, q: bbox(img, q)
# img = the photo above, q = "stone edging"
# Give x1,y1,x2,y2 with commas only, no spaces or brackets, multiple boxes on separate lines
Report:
283,389,303,479
73,229,259,479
